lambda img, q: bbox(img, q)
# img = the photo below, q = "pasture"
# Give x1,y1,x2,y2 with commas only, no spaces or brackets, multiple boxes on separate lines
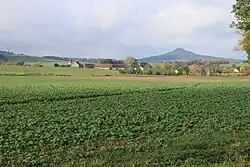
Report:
1,75,250,166
0,65,119,77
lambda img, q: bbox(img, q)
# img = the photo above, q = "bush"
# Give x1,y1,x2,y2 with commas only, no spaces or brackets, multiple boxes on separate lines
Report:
16,61,24,66
165,70,173,76
59,64,70,67
109,67,113,70
54,63,59,67
34,62,43,67
118,69,126,74
143,70,152,75
245,70,250,76
155,71,161,75
181,71,188,75
125,67,136,74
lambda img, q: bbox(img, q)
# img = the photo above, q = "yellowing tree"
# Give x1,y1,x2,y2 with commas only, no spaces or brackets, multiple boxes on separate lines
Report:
240,66,246,72
241,31,250,64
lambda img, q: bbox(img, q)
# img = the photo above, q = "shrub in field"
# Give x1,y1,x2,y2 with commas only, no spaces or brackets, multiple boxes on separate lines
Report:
118,69,126,74
34,62,43,67
54,63,59,67
245,69,250,76
60,64,70,67
16,61,24,66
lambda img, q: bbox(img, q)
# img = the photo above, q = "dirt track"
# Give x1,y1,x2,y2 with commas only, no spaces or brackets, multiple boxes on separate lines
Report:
67,75,250,83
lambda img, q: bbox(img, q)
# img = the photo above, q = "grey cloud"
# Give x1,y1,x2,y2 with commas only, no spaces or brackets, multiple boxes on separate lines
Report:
0,0,245,59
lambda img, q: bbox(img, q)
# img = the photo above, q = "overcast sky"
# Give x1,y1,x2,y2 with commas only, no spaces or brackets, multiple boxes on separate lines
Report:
0,0,246,59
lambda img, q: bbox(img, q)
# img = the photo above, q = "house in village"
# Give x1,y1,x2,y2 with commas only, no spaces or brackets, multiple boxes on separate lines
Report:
234,68,240,73
70,61,80,68
68,60,95,68
68,60,78,67
68,58,126,69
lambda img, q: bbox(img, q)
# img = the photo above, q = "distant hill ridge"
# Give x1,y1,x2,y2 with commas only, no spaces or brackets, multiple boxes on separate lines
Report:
0,50,62,62
0,48,242,63
138,48,237,63
0,50,99,63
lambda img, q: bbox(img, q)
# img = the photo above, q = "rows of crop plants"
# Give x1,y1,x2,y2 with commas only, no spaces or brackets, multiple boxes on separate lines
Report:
0,81,193,105
1,83,250,166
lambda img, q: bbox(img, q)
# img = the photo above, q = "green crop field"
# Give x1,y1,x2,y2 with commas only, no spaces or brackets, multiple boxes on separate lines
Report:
1,76,250,166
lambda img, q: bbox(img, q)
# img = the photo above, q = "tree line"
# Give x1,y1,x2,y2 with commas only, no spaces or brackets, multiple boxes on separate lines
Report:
120,56,249,76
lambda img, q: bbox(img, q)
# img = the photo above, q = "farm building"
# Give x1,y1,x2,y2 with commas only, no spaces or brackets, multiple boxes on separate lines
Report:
233,68,240,73
68,60,95,68
70,62,80,68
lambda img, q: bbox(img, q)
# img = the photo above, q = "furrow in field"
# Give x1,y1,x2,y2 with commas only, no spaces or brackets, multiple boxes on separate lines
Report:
0,85,191,106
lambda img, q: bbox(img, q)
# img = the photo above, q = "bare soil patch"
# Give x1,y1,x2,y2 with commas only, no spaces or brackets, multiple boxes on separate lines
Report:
64,75,250,83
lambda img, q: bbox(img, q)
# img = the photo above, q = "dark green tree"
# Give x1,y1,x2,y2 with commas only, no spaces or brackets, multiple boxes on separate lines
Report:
54,63,59,67
140,62,151,68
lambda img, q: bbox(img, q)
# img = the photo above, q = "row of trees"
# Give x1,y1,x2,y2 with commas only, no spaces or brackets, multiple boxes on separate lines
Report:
97,58,124,64
54,63,69,67
121,56,191,75
121,56,249,76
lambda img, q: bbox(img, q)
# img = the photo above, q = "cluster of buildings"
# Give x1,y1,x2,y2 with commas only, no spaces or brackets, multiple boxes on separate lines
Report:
67,60,126,70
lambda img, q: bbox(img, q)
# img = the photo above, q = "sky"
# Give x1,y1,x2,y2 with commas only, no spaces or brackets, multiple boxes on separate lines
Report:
0,0,246,59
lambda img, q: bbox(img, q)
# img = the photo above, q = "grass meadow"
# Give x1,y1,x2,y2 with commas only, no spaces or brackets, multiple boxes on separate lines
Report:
0,65,119,77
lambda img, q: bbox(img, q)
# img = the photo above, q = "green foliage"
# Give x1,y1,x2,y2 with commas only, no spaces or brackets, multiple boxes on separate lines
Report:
140,62,151,68
178,66,190,75
125,56,138,68
34,62,44,67
97,58,113,64
54,63,70,68
231,0,250,64
60,64,70,67
54,63,59,67
16,61,24,66
145,63,189,76
118,69,126,74
241,31,250,64
1,82,250,166
231,0,250,32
